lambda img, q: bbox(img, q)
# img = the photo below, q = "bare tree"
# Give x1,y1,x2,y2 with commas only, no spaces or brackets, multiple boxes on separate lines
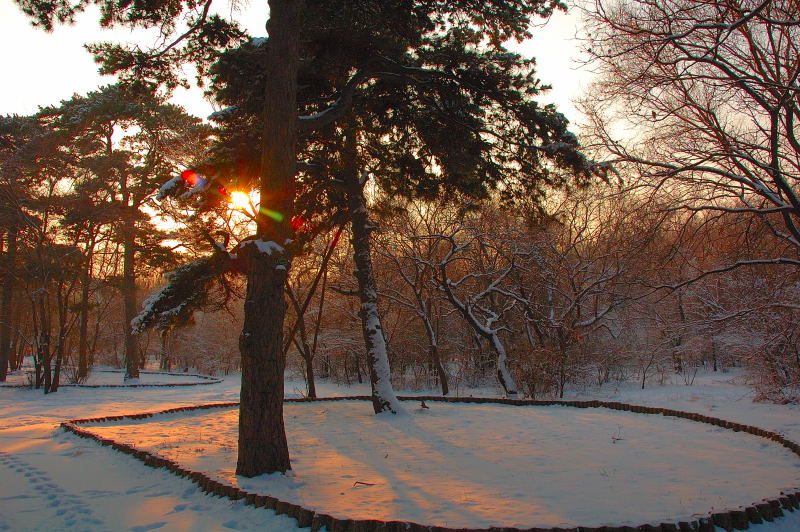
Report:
375,201,456,395
581,0,800,279
419,220,525,398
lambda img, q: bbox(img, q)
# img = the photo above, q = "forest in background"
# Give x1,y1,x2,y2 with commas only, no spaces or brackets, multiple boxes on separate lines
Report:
0,0,798,465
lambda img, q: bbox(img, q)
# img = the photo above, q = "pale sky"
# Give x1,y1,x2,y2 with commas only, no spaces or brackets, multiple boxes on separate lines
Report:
0,1,589,125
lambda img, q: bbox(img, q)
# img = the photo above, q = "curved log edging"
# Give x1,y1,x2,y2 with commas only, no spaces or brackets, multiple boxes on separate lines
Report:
1,369,222,389
60,395,800,532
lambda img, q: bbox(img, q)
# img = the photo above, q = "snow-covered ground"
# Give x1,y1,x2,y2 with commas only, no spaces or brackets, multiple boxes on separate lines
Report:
1,370,800,531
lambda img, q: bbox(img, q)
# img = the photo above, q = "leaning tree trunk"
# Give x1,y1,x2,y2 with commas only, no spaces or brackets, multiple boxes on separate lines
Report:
343,139,402,414
439,268,519,398
121,211,139,381
490,330,520,398
236,0,302,477
0,226,17,381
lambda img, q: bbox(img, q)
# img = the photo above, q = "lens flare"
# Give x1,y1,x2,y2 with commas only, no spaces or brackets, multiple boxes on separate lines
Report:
229,191,251,210
181,169,203,187
259,207,285,222
291,216,305,231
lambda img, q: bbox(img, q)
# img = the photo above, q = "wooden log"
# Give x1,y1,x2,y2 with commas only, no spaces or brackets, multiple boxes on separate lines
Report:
755,503,773,521
768,500,783,517
330,518,355,532
788,493,800,509
711,512,733,531
262,495,278,509
351,520,381,532
729,509,749,530
743,507,762,524
274,500,290,515
696,519,715,532
311,514,331,532
295,507,314,528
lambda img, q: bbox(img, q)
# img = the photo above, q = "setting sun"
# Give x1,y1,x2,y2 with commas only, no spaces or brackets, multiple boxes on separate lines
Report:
228,191,251,210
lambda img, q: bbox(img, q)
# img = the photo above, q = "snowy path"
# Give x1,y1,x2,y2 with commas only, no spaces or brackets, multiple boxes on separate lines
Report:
1,371,800,530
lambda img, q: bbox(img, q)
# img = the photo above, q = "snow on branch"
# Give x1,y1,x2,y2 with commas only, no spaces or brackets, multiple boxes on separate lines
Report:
208,105,238,123
156,176,183,200
155,170,211,202
131,246,235,333
240,239,284,256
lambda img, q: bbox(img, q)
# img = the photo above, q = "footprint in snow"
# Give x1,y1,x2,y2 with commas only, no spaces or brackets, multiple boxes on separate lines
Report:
144,491,172,498
0,451,109,531
130,522,167,532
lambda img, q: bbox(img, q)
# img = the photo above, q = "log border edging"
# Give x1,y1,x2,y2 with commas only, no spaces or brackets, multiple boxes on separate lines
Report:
60,396,800,532
1,369,222,389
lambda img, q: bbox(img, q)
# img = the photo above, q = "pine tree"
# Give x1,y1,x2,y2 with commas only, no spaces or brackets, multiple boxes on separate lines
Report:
35,85,210,381
0,115,42,381
204,20,600,409
17,0,589,474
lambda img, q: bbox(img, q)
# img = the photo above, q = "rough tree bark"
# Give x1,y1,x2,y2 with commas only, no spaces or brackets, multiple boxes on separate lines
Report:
236,0,303,477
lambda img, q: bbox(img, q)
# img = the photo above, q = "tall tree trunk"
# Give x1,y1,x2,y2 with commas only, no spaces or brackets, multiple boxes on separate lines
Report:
237,246,291,476
10,302,23,371
50,296,67,393
711,338,718,372
343,134,402,414
36,296,51,394
122,211,139,380
0,227,17,381
491,329,519,398
236,0,302,477
77,233,93,381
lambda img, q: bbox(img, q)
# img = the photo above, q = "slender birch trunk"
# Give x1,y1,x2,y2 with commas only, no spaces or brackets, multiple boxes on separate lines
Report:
343,131,402,414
